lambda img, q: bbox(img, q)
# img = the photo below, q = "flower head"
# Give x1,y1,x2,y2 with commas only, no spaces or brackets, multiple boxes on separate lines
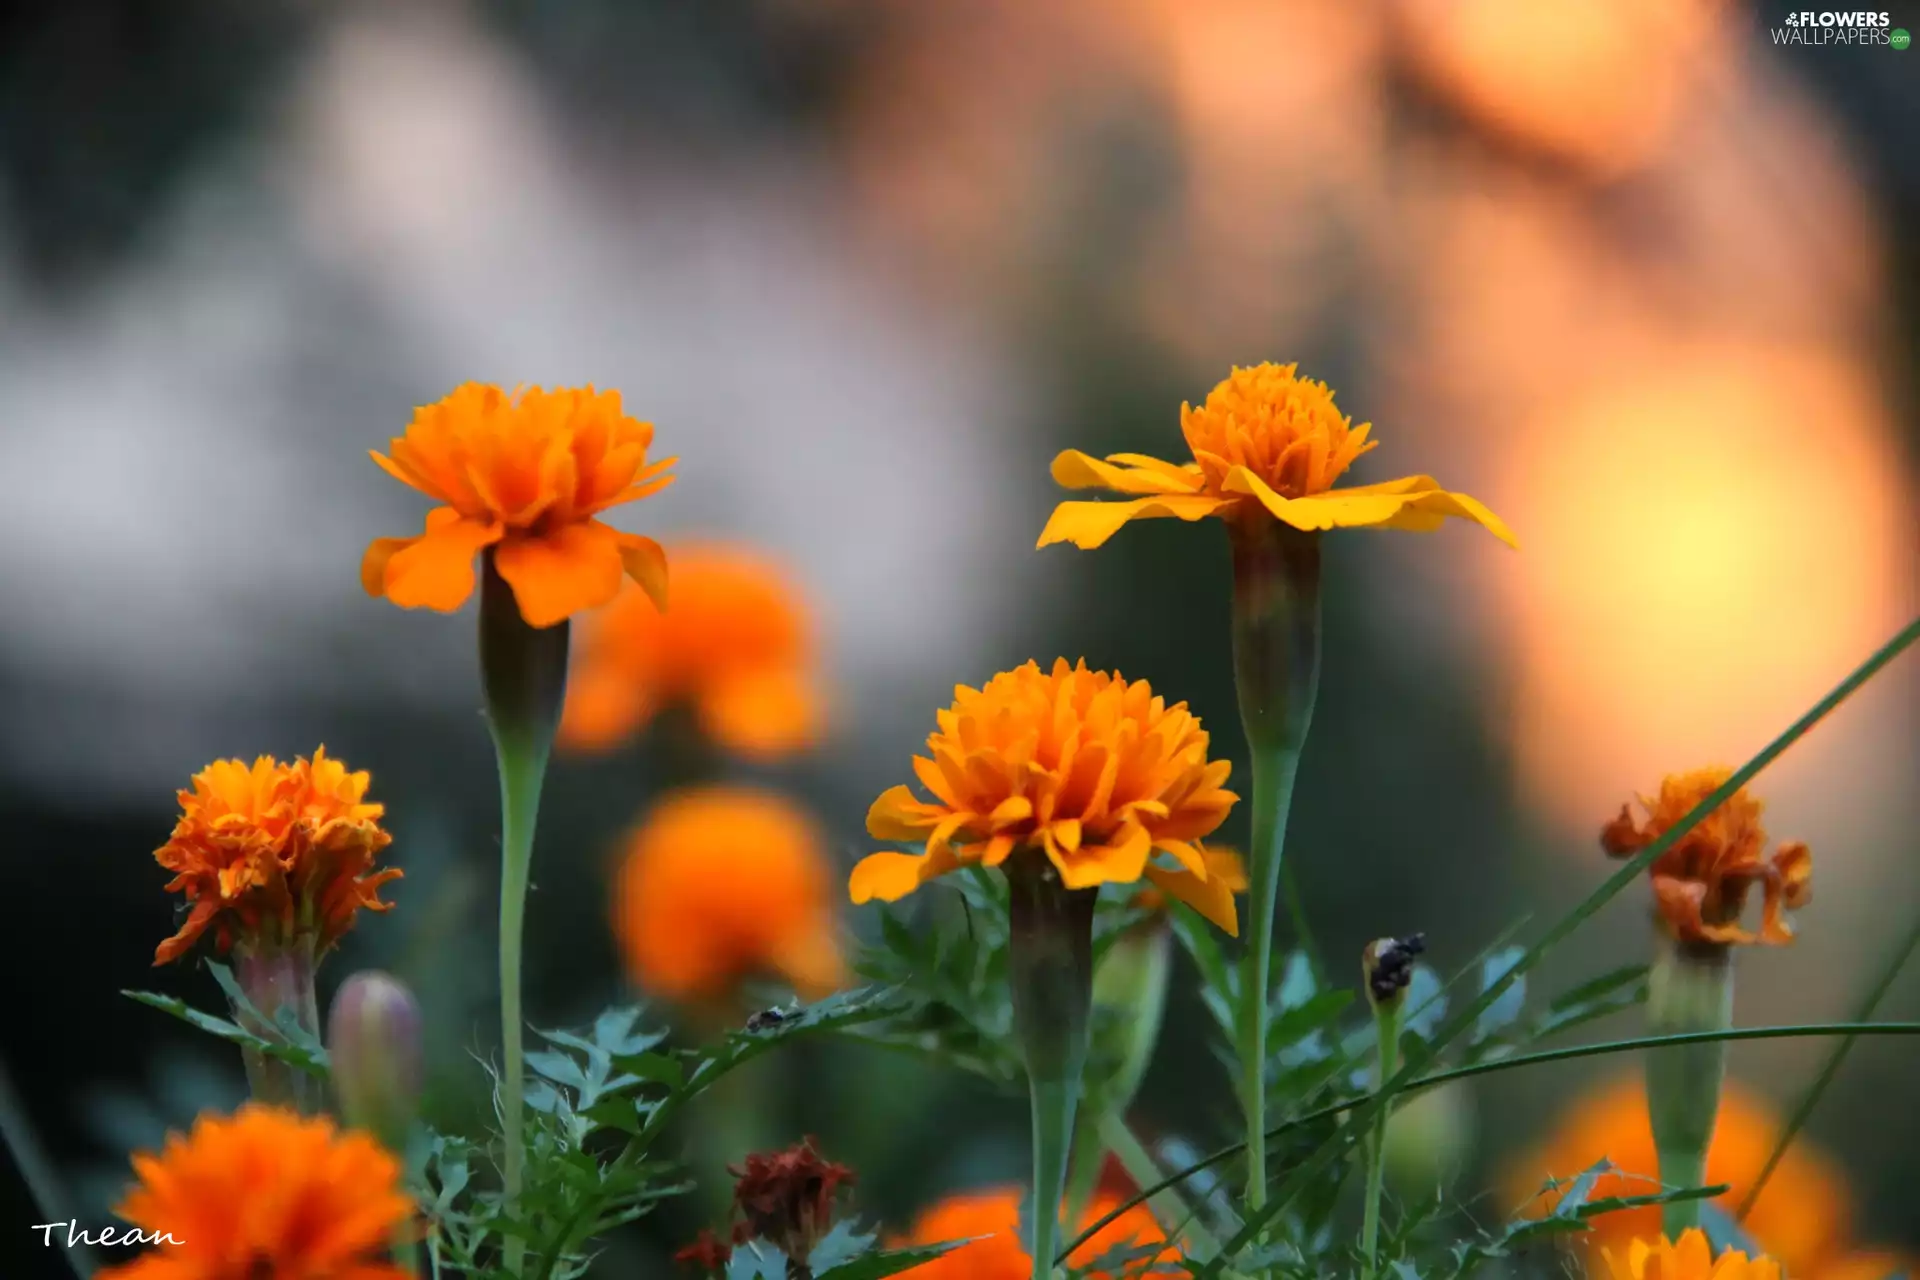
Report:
729,1137,856,1262
1505,1077,1849,1275
849,659,1241,935
673,1229,734,1274
615,786,845,1003
559,543,823,758
893,1186,1172,1280
98,1104,413,1280
1038,363,1515,551
1601,767,1812,946
361,383,675,628
153,748,399,965
1604,1231,1782,1280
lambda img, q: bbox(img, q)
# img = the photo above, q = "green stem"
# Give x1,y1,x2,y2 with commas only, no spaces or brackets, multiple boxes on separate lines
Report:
1098,1112,1222,1260
1227,521,1322,1224
0,1055,93,1279
478,554,569,1277
1646,939,1732,1236
232,936,321,1113
1738,913,1920,1219
1359,999,1400,1280
1029,1078,1077,1280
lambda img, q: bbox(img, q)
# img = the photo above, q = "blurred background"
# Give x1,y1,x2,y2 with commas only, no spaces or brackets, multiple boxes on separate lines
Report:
1,0,1916,1274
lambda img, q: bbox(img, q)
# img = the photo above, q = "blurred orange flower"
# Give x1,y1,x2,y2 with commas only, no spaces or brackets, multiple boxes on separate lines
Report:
1504,1077,1849,1275
894,1185,1173,1279
615,787,844,1003
559,544,823,759
153,748,399,965
1603,1230,1781,1280
1812,1253,1920,1280
1038,363,1515,551
1600,768,1812,947
849,658,1241,935
361,383,675,628
99,1104,413,1280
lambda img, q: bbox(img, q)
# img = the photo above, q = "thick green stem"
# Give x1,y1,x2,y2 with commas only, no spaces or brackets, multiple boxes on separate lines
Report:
1007,856,1097,1280
1227,521,1322,1217
1359,1000,1400,1280
479,555,569,1276
1645,938,1733,1237
232,936,321,1112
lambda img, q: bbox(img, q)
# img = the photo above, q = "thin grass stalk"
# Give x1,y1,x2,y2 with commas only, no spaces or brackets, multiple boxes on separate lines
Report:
1359,995,1401,1280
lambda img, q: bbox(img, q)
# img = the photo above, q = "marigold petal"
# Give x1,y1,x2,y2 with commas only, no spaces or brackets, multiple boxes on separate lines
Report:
1049,449,1203,495
849,849,955,903
1143,863,1240,936
1381,487,1520,549
615,530,670,611
867,785,943,841
372,508,505,612
494,521,627,628
1035,495,1233,550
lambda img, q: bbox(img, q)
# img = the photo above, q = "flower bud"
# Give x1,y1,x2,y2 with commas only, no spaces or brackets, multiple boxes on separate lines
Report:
1362,933,1426,1010
1381,1082,1474,1195
326,970,422,1150
1088,914,1173,1117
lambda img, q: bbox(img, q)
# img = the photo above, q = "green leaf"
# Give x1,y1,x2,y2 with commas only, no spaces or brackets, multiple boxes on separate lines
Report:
817,1240,974,1279
122,990,330,1075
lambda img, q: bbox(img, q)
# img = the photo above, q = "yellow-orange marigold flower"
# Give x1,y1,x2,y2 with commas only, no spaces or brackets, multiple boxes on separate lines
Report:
1504,1076,1849,1275
1603,1230,1782,1280
361,383,675,629
893,1186,1174,1280
560,544,823,759
615,786,844,1003
153,748,399,965
98,1103,414,1280
1600,767,1812,946
849,659,1241,935
1037,362,1516,551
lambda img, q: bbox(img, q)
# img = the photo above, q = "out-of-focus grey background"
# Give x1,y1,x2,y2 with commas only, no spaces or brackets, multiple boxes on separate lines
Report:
2,1,1916,1275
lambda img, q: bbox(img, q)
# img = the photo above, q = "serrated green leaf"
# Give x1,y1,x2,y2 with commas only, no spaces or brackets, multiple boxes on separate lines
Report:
123,990,330,1075
818,1240,974,1279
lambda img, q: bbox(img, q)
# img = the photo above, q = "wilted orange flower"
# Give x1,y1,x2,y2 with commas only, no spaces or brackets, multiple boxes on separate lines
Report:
361,383,675,629
894,1186,1173,1280
98,1104,413,1280
615,787,844,1003
153,748,399,965
1603,1230,1782,1280
849,659,1241,935
1601,767,1813,946
1037,363,1516,551
560,544,823,759
730,1137,856,1262
1505,1077,1849,1275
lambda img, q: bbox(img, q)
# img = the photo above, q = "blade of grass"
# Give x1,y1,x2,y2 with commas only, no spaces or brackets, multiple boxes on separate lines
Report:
1736,911,1920,1219
1193,617,1920,1274
0,1054,93,1278
1058,1020,1920,1263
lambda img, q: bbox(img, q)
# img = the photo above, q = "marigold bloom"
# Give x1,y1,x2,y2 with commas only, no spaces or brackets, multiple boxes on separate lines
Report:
674,1229,734,1273
615,787,844,1003
1504,1077,1849,1275
559,544,822,758
1037,363,1516,551
153,748,399,965
1603,1230,1782,1280
894,1186,1173,1280
849,658,1241,934
361,383,675,628
98,1104,413,1280
730,1137,855,1262
1601,767,1813,946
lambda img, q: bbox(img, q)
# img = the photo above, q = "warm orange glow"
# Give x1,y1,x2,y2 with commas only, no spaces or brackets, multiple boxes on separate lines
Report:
893,1185,1172,1280
1505,1076,1850,1275
614,787,844,1004
1392,0,1717,176
1498,351,1913,825
1603,1231,1782,1280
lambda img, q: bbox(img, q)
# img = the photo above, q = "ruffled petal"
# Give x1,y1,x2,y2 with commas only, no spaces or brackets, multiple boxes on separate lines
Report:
848,848,957,903
1050,449,1204,495
1222,468,1518,547
1036,495,1233,550
370,508,505,613
866,785,945,841
494,521,627,628
614,529,670,610
1143,862,1240,936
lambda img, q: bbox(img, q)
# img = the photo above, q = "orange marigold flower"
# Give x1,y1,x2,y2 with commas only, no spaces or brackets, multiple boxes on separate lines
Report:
849,658,1241,935
1600,767,1812,946
1603,1230,1782,1280
893,1186,1174,1280
153,748,399,965
1037,362,1516,551
615,786,845,1003
361,383,675,629
559,543,823,759
1503,1076,1849,1275
98,1103,414,1280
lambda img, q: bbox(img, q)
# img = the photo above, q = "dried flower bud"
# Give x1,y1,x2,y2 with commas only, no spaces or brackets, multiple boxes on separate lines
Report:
325,970,422,1149
729,1136,855,1264
1362,933,1426,1009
